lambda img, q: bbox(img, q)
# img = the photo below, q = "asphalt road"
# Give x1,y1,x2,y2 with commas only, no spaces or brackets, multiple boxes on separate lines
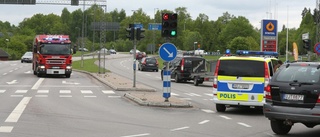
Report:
0,55,320,137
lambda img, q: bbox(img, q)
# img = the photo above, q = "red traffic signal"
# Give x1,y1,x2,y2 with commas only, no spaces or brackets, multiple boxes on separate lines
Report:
162,13,169,20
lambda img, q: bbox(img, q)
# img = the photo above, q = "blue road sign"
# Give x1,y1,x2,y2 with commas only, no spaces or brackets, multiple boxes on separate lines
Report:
134,24,143,29
159,43,177,62
148,23,162,30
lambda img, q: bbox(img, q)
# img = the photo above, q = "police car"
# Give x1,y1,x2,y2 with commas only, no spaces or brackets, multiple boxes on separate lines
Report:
212,50,280,112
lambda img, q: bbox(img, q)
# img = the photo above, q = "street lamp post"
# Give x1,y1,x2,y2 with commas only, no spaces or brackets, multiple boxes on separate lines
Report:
132,9,137,87
153,8,159,55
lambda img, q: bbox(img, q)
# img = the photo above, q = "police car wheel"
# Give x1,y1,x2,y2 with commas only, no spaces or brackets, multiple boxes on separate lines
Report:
270,120,292,135
216,104,226,112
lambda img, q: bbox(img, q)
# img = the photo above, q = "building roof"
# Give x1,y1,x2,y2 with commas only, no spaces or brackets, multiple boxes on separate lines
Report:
0,49,9,57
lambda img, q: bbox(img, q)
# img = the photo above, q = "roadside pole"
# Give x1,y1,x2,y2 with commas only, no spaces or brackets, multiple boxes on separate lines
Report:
133,36,137,87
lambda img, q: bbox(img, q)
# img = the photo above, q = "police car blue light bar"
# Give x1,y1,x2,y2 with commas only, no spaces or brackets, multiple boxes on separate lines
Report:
236,50,278,56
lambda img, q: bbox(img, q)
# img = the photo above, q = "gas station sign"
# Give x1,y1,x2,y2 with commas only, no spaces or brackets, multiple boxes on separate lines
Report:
261,20,278,52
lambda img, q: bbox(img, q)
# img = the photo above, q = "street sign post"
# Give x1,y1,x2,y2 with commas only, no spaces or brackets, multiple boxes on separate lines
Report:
159,43,177,101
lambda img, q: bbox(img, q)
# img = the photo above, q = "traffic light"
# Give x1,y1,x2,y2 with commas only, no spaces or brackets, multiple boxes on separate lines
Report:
303,39,311,50
136,28,145,41
161,13,178,37
71,0,79,6
126,24,134,40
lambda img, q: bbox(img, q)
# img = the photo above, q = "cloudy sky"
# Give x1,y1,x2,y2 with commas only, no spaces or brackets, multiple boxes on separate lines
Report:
0,0,316,31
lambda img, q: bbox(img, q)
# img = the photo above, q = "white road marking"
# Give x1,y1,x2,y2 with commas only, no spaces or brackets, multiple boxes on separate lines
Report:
6,80,18,84
59,95,72,98
62,81,80,85
81,90,93,94
3,73,7,75
9,70,13,72
37,90,49,94
35,95,48,97
102,90,115,94
0,126,13,133
198,120,210,124
171,126,190,131
201,109,215,113
5,97,32,122
204,93,213,97
185,93,201,97
60,90,71,94
219,115,232,120
108,96,121,98
31,78,44,90
14,68,18,70
10,95,23,97
0,90,5,93
145,74,151,76
15,90,28,94
121,133,150,137
179,98,192,100
238,122,252,127
170,92,179,96
84,96,96,98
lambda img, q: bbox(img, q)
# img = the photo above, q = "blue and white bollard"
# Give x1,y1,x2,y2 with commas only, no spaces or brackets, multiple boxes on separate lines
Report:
163,70,171,101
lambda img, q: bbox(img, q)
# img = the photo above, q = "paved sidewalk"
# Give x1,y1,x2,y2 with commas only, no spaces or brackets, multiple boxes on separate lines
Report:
75,70,193,108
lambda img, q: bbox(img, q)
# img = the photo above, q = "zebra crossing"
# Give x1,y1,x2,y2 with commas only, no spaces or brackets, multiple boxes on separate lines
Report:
0,89,120,98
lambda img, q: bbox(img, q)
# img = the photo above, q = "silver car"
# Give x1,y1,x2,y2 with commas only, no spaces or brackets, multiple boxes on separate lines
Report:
21,52,33,63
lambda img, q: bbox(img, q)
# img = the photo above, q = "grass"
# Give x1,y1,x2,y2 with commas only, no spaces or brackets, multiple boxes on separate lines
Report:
72,58,108,73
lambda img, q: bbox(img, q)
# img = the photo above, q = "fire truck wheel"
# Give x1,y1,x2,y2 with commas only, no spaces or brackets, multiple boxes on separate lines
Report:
66,74,71,78
37,72,42,77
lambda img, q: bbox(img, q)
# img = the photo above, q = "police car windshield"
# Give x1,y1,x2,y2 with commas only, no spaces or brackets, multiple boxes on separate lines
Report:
218,60,265,77
40,44,72,55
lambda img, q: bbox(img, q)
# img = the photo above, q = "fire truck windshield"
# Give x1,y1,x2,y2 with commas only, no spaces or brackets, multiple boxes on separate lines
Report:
40,44,72,55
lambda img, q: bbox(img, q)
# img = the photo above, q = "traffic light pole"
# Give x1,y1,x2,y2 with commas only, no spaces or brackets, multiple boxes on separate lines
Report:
133,37,137,88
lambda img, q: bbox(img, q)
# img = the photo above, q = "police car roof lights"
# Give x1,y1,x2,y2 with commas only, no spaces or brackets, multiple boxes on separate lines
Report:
236,50,278,57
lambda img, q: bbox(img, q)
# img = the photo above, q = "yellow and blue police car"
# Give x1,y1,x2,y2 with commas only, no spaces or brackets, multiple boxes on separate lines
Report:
212,50,279,112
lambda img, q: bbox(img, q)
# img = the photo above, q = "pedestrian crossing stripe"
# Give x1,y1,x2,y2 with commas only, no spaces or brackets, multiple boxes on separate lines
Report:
15,90,28,94
81,90,93,94
102,90,115,94
60,90,71,94
37,90,49,93
0,90,5,93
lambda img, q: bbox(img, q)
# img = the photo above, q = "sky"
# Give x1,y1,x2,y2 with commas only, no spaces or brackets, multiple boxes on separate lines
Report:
0,0,316,31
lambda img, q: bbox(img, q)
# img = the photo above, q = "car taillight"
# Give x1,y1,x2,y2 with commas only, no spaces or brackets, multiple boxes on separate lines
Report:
213,60,220,89
317,96,320,103
264,62,270,88
181,58,184,72
264,85,272,100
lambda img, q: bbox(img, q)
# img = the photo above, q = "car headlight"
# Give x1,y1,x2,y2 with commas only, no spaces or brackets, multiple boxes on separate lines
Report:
66,66,72,69
40,66,45,69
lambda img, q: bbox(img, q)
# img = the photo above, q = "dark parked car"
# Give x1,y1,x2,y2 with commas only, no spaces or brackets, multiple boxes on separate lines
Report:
138,57,158,72
21,51,33,63
161,56,205,82
264,62,320,135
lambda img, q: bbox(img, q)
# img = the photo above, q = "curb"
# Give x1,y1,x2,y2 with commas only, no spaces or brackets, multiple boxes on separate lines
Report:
124,93,193,108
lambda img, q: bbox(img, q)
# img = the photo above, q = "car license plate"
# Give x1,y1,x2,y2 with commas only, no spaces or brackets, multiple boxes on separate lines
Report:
232,83,249,89
283,94,304,101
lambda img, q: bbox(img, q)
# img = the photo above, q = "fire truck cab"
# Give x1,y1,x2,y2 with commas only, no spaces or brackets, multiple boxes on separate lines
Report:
32,35,76,78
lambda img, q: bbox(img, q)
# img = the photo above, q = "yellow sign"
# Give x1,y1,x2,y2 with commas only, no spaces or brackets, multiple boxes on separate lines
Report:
293,42,298,61
217,92,264,102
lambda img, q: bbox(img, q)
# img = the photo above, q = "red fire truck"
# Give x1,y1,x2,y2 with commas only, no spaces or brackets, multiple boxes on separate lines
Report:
32,35,76,78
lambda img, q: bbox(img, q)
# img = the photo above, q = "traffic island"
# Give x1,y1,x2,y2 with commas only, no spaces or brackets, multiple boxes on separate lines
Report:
124,92,193,108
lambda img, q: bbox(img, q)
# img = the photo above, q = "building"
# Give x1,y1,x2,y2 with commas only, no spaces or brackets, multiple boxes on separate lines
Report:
0,49,9,61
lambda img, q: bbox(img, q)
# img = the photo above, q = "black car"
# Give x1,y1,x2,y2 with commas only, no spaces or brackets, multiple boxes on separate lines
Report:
138,57,158,72
161,56,206,83
264,62,320,135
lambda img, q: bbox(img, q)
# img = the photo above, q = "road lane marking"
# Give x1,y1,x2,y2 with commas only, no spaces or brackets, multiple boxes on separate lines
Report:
198,120,210,124
37,90,49,93
102,90,115,94
121,133,150,137
10,95,23,97
238,122,252,127
84,96,96,98
59,95,72,98
81,90,93,94
15,90,28,94
108,96,121,98
9,70,13,72
204,93,213,97
60,90,71,94
201,109,215,113
171,126,190,131
185,93,201,97
219,115,232,120
5,97,32,122
171,92,179,96
31,78,44,90
0,90,5,93
3,73,7,75
35,95,48,97
0,126,13,133
180,98,192,100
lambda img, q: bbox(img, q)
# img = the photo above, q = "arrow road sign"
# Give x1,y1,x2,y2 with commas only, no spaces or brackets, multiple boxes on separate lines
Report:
159,43,177,62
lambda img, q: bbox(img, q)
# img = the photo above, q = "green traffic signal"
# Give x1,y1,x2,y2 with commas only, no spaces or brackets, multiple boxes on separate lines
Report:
171,30,176,36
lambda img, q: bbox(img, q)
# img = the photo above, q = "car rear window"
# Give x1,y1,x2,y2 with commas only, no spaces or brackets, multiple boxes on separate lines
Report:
218,60,265,77
146,58,156,63
275,66,320,83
